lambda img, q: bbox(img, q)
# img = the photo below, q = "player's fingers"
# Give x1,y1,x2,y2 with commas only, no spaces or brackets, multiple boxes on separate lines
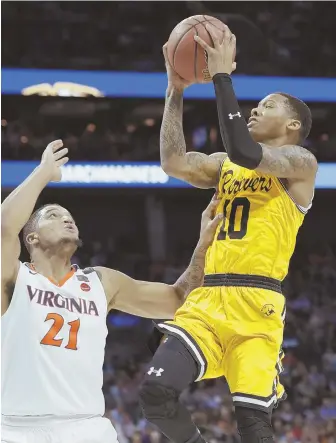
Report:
208,213,223,230
205,24,221,49
54,147,68,161
194,35,211,52
213,212,223,225
162,43,168,59
49,140,63,152
232,62,237,72
203,199,220,219
211,191,219,201
56,157,69,167
207,198,220,210
223,27,233,45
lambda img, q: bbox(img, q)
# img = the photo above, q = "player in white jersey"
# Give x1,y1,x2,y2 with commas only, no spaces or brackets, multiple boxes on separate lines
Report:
1,140,222,443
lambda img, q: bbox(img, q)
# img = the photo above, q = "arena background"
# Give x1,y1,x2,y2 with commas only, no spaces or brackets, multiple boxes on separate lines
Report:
1,2,336,442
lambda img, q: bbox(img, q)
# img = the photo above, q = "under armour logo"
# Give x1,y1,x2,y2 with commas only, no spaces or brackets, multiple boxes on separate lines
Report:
147,367,164,377
228,112,241,119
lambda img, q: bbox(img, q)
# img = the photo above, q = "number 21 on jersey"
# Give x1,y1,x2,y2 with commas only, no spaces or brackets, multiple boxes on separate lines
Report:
217,197,251,240
41,313,80,350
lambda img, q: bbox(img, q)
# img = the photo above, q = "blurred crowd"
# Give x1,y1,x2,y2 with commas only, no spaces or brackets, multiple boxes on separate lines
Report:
2,116,336,163
70,238,336,443
2,1,336,77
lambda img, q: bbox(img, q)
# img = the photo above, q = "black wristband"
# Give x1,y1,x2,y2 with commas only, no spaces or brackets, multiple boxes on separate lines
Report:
212,73,262,170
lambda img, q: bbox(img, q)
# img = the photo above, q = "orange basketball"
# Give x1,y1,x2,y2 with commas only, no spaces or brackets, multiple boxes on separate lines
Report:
167,15,230,83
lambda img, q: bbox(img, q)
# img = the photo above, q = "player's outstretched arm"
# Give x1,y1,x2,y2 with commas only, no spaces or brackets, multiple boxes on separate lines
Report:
1,140,68,314
96,197,222,319
160,44,226,189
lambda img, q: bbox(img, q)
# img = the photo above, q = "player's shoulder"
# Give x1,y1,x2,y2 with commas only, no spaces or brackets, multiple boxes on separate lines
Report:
91,266,120,284
92,266,130,289
277,145,318,172
83,266,104,281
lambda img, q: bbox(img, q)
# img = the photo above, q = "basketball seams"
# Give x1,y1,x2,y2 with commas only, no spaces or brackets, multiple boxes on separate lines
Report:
199,22,215,47
202,15,225,32
172,25,194,69
171,16,203,68
193,26,199,82
169,16,226,82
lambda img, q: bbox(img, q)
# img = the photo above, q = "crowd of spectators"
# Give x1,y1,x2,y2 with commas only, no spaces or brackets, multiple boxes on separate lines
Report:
2,116,336,163
68,238,336,443
2,2,336,77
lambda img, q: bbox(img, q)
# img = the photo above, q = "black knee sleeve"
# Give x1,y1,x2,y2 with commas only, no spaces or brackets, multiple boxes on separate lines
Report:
139,382,179,420
235,407,274,443
139,336,205,443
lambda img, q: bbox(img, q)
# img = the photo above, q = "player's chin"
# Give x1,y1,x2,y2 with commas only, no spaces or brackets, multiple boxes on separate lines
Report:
248,127,264,143
61,231,80,243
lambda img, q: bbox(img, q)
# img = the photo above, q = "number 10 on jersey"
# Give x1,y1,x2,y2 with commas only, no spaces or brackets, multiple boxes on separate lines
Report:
217,197,251,240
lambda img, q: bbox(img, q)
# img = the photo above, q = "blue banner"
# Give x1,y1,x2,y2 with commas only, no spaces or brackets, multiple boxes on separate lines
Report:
2,68,336,102
2,161,336,189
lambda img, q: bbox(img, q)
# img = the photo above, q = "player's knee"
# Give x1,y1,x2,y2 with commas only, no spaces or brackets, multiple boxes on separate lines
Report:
139,381,179,421
235,406,273,443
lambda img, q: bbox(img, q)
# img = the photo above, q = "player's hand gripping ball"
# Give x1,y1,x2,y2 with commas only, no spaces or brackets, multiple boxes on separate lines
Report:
166,15,236,83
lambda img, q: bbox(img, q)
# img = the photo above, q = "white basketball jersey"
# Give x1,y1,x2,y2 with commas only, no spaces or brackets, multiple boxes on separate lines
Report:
1,262,108,417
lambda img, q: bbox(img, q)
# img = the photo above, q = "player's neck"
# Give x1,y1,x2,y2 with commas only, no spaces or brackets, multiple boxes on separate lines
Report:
31,248,74,283
260,135,296,147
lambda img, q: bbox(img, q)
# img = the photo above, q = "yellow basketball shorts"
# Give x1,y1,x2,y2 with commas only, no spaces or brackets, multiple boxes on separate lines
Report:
157,273,286,413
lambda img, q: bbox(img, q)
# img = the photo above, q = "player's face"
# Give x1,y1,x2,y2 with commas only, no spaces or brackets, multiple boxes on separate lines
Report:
35,205,79,248
247,94,294,142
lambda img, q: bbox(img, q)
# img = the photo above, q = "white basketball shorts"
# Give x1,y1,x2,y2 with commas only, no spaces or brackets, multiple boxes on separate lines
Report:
1,415,119,443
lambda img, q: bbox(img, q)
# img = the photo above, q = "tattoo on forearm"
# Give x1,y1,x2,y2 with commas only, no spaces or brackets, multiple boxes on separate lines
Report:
259,144,317,177
160,88,186,164
173,244,207,300
160,89,224,187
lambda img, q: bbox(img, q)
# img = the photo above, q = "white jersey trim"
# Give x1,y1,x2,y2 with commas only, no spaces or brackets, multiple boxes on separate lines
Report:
277,178,313,214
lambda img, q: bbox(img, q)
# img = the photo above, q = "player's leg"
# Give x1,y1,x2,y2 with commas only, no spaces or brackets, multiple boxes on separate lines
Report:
222,287,285,443
140,290,224,443
140,287,224,443
139,336,204,443
225,336,281,442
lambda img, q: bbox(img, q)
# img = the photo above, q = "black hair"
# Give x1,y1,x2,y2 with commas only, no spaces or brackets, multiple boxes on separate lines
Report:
277,92,312,144
23,203,61,253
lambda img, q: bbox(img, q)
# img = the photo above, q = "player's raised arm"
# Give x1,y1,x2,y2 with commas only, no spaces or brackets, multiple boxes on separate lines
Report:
96,197,222,318
160,44,226,189
1,140,68,314
194,25,318,180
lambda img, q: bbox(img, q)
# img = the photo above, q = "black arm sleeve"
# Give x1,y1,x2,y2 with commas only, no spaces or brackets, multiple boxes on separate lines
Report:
213,73,263,169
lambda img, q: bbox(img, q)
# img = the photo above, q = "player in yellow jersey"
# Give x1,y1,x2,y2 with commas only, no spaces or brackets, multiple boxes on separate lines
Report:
139,25,317,443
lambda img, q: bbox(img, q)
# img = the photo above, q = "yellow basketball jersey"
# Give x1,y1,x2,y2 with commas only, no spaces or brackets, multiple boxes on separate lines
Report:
205,158,306,280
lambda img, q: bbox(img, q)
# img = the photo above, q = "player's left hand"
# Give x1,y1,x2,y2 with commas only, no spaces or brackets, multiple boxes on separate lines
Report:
199,194,223,248
194,24,237,77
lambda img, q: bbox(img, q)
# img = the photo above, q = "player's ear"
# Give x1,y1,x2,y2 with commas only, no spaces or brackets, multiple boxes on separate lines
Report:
26,232,39,248
287,118,301,132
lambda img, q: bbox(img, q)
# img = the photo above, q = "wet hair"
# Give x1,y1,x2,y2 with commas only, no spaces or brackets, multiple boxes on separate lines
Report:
23,203,61,253
277,92,312,144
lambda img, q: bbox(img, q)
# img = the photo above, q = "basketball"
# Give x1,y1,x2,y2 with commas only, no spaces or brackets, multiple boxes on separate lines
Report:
167,15,229,83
